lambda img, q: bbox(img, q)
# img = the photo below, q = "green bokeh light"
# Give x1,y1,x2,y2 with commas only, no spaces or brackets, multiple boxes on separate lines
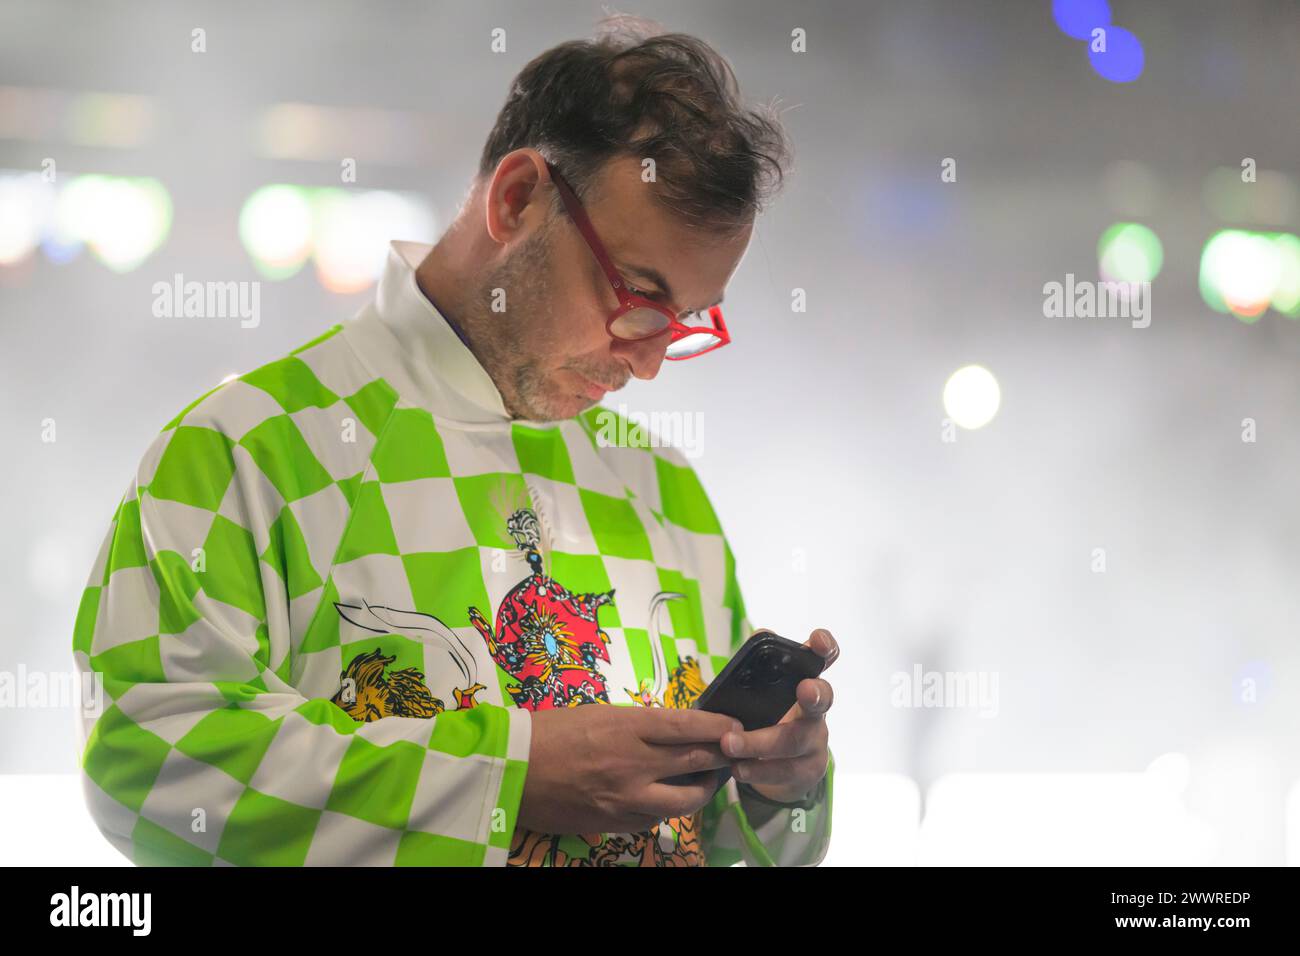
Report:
1098,222,1163,283
238,184,312,280
1269,233,1300,317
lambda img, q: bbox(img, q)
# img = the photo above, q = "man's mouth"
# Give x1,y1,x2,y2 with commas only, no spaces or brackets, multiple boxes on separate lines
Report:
576,372,618,400
579,375,609,400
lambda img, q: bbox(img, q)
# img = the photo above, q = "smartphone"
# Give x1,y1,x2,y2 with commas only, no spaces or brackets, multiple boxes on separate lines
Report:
692,630,826,730
662,630,825,792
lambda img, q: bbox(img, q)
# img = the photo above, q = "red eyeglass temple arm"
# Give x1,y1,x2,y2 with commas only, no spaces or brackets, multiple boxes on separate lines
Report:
546,163,633,304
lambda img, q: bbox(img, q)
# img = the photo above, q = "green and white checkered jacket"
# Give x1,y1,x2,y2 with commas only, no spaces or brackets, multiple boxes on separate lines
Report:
72,240,834,866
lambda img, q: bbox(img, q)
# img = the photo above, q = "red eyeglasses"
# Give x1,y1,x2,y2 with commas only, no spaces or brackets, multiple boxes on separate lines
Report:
546,161,731,360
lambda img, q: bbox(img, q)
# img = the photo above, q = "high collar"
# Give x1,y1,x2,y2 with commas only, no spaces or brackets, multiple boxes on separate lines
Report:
344,239,514,424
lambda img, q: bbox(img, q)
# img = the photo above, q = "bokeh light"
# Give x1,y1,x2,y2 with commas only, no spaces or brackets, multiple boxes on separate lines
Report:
1203,166,1297,225
1268,233,1300,317
237,185,436,291
41,184,85,265
1052,0,1111,41
310,188,436,294
1088,25,1144,83
1098,222,1163,283
943,365,1001,430
64,91,156,148
59,174,172,272
239,184,313,279
1198,229,1300,323
0,172,53,265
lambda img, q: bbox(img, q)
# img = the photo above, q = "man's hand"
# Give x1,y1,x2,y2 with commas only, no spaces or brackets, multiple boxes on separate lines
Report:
517,705,742,834
723,627,839,804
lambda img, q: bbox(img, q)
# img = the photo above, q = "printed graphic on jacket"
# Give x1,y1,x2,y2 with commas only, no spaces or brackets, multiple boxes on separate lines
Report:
477,508,708,866
330,506,712,866
329,601,487,721
468,509,615,710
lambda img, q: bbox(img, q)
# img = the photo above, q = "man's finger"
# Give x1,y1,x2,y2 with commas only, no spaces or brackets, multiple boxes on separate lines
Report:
752,625,838,672
795,676,834,717
732,749,827,787
805,627,839,669
722,714,822,760
634,705,743,744
640,776,731,819
764,676,834,728
646,741,732,777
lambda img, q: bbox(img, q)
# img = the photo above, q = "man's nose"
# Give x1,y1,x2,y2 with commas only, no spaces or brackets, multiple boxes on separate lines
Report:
612,330,671,381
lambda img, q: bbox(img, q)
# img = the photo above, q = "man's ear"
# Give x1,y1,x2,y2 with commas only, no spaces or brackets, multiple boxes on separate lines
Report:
483,149,550,245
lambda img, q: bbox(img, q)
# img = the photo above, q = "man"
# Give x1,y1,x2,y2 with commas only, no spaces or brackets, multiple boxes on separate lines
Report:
72,18,838,866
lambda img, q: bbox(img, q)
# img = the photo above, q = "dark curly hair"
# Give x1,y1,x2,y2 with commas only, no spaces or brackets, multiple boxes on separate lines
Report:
478,14,792,234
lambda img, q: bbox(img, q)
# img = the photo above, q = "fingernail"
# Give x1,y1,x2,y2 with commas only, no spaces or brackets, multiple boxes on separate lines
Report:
726,733,743,757
734,763,747,781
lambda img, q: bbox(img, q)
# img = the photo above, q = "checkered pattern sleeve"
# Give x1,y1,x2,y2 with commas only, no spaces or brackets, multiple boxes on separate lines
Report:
698,541,835,867
71,334,530,866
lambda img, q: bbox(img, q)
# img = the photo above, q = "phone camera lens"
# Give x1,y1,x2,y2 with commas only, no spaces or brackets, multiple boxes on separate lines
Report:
751,649,784,686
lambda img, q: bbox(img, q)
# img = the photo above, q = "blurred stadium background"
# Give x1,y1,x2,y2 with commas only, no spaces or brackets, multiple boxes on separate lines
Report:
2,0,1298,864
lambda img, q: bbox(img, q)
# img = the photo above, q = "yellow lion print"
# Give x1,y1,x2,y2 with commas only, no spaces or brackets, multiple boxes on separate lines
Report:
626,655,706,710
331,648,486,722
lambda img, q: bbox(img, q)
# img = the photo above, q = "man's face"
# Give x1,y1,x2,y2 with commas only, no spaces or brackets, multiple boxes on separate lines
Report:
472,154,753,422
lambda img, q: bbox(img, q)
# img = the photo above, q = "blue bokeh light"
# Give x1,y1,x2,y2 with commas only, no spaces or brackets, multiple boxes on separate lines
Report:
1088,25,1145,82
1052,0,1111,41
